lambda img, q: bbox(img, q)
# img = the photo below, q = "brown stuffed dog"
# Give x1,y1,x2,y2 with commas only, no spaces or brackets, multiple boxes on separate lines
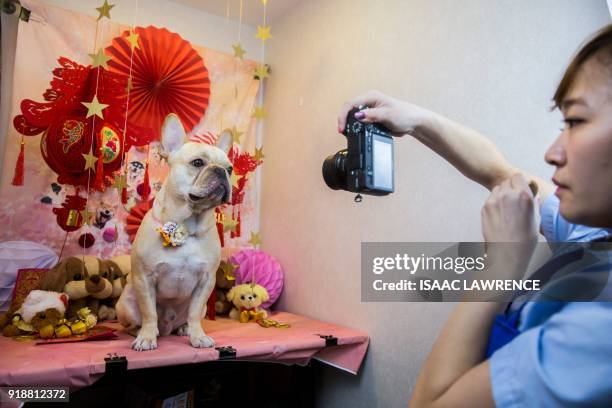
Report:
98,255,130,320
214,261,237,315
40,257,111,321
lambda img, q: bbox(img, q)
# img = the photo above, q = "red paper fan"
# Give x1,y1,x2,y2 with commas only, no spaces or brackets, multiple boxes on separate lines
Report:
125,199,154,242
106,26,210,142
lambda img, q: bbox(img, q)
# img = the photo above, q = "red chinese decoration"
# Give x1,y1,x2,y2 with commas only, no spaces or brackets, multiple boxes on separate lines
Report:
106,26,211,142
52,194,87,232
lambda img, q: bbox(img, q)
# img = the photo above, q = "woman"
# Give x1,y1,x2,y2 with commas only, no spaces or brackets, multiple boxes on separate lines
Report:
338,24,612,407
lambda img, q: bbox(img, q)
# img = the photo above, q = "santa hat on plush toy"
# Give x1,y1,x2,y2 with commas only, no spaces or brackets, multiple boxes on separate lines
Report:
18,290,68,323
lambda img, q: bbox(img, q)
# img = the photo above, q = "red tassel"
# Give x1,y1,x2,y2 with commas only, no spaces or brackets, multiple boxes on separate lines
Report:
216,209,225,247
94,144,105,191
236,209,241,237
121,184,128,204
11,139,25,186
141,161,151,200
230,206,236,238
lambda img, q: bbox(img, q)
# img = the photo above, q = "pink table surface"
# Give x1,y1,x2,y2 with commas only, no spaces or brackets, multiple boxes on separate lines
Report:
0,311,369,390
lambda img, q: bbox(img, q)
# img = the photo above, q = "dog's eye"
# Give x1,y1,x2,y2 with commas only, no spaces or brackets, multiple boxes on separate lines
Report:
227,166,233,175
39,312,46,320
240,295,245,300
73,273,82,281
191,159,205,168
252,294,257,298
102,272,108,278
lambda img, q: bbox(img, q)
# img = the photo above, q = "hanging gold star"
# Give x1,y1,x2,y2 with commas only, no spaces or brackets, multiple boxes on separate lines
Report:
88,48,111,70
261,0,268,5
114,173,127,197
248,231,261,247
220,261,238,281
82,95,108,119
230,126,243,145
82,148,98,170
232,43,246,59
252,106,267,120
126,30,140,50
256,26,272,42
222,216,239,233
96,0,114,21
254,64,269,80
254,147,265,162
80,209,94,225
230,172,241,188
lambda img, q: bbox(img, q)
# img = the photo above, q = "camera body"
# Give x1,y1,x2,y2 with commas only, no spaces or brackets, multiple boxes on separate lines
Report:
323,106,394,196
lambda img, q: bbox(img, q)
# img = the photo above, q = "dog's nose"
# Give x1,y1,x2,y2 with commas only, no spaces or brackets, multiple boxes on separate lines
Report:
213,166,226,178
90,275,100,284
189,193,204,201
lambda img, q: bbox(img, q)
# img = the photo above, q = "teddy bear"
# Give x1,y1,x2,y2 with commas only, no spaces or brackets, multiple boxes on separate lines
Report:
227,283,269,323
97,254,130,321
0,290,68,338
214,261,237,316
39,256,110,323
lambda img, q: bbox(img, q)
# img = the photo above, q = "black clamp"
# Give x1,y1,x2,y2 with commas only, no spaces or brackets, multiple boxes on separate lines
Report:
317,334,338,347
104,353,128,376
215,346,237,360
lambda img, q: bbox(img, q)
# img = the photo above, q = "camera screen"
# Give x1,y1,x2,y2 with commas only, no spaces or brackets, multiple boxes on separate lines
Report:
372,135,393,191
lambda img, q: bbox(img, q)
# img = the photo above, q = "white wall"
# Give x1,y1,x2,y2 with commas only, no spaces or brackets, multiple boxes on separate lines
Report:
262,1,610,407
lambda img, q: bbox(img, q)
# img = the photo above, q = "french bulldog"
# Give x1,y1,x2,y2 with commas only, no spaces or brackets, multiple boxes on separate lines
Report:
116,113,232,351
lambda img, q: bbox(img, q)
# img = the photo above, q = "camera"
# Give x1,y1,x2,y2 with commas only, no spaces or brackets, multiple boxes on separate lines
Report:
322,106,394,196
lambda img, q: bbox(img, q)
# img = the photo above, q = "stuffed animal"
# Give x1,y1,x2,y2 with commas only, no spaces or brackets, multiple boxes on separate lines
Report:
98,255,130,320
214,261,237,315
227,283,269,323
0,290,68,338
39,257,107,324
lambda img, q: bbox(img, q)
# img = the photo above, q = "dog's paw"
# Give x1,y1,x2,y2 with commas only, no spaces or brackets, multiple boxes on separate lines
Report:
190,332,215,348
175,323,189,336
132,327,158,351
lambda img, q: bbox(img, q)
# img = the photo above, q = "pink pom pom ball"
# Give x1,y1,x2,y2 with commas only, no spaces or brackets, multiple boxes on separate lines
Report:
103,227,117,242
229,249,284,309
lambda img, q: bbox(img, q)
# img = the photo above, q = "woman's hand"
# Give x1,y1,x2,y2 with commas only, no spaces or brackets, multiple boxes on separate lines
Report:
481,173,539,277
337,90,432,137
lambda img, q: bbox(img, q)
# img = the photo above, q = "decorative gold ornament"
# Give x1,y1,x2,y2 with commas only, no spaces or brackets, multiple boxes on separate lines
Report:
82,148,98,171
79,209,94,226
88,48,112,69
82,95,108,119
248,231,261,247
113,173,127,196
256,25,272,42
230,172,241,188
96,0,114,21
230,126,243,145
232,43,246,59
126,30,140,50
222,216,239,233
254,147,265,162
254,64,269,80
252,106,266,120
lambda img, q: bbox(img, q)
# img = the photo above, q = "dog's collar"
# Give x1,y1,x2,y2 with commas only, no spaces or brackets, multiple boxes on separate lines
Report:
150,210,189,247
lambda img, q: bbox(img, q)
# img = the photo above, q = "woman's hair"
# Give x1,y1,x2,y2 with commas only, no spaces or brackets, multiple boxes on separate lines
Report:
553,23,612,110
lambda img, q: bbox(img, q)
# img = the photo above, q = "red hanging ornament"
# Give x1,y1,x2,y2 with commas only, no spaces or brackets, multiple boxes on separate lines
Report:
236,208,241,237
52,194,87,232
140,161,151,201
215,208,225,247
11,138,25,186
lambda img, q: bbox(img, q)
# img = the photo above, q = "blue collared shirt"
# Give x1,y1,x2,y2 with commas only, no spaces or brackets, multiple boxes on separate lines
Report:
490,194,612,407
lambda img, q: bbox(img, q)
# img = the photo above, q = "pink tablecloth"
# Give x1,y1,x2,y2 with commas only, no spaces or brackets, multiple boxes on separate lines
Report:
0,311,369,389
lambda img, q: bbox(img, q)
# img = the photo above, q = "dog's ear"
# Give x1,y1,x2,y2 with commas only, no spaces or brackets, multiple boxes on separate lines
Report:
254,284,269,302
160,113,186,159
40,260,69,292
226,286,237,303
216,128,233,154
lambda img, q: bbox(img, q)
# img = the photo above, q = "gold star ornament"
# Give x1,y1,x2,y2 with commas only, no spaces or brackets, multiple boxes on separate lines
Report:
114,173,127,196
254,65,269,80
248,231,262,248
232,43,246,59
82,148,98,170
252,106,266,120
230,126,243,145
126,30,140,50
222,216,239,233
88,48,111,69
220,261,238,281
82,95,108,119
254,147,265,162
261,0,268,5
256,26,272,42
96,0,114,21
79,209,94,225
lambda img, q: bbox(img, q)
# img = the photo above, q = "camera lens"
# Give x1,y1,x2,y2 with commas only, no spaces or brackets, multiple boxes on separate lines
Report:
322,149,348,190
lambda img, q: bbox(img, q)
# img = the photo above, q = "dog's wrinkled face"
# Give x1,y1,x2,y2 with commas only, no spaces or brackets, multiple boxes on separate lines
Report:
161,114,233,212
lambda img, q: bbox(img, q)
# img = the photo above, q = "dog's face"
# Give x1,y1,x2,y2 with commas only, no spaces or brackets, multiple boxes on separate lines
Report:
227,284,269,310
160,114,233,212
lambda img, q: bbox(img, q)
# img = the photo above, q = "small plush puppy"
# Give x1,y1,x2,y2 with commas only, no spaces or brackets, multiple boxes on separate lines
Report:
116,114,232,351
227,283,269,323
